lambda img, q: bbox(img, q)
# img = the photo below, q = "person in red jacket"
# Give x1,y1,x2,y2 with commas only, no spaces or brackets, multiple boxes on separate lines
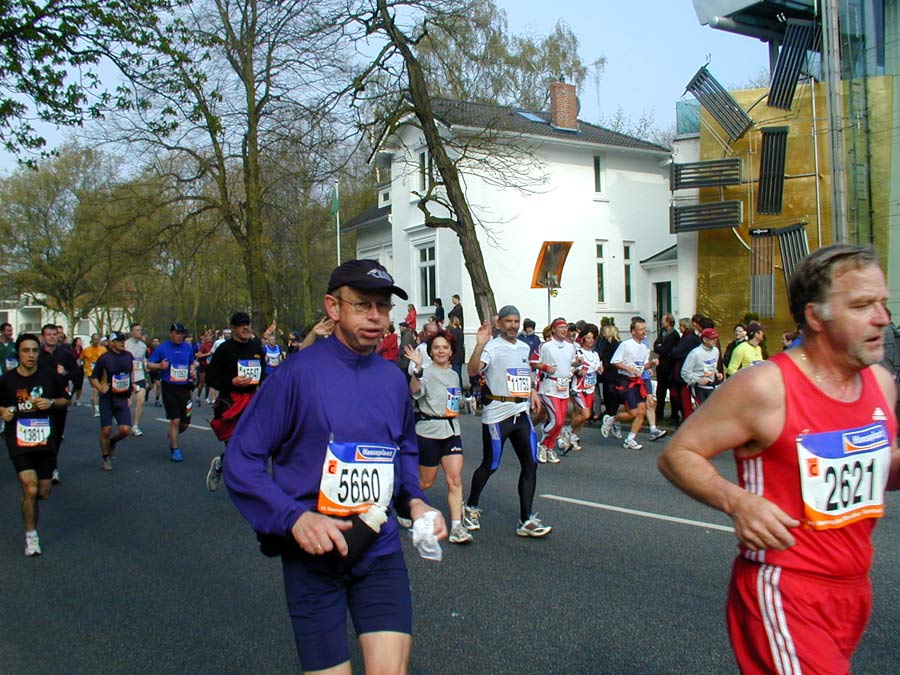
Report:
659,243,899,675
376,324,399,362
404,303,417,332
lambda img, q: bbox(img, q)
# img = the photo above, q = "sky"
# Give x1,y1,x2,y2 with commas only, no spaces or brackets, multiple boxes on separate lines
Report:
495,0,770,129
0,1,769,174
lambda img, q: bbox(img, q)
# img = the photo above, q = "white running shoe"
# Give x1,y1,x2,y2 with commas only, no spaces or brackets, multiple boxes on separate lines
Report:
131,425,143,437
537,444,549,463
25,532,41,557
546,447,561,464
649,428,668,442
93,406,100,418
516,514,552,537
600,415,614,438
449,523,474,544
206,455,223,492
623,437,643,450
462,504,482,531
611,423,623,439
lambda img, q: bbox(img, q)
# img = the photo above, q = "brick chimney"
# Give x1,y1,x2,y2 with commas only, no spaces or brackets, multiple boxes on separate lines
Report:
549,78,578,131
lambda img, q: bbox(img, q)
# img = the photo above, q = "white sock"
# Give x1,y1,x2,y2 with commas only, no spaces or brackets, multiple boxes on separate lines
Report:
452,520,461,529
26,530,37,537
627,432,636,441
650,425,659,433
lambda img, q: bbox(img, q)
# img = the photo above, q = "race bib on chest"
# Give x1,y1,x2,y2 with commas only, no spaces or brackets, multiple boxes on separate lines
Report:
111,372,131,394
132,361,145,380
445,387,461,417
584,372,598,387
318,441,396,516
506,368,532,398
556,376,570,392
237,359,261,384
797,423,891,530
169,364,189,383
16,418,51,447
266,353,280,368
5,357,17,371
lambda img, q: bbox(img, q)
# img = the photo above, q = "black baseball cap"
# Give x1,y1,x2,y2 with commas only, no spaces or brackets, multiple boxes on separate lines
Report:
327,259,408,300
169,322,188,333
107,331,127,342
230,311,251,326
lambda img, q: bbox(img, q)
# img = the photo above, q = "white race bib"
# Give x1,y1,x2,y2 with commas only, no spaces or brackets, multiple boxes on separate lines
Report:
169,365,189,383
556,377,570,392
5,357,17,371
317,441,396,516
506,367,532,398
445,387,461,417
266,352,280,368
111,372,131,394
238,359,261,384
132,361,145,380
797,424,890,530
16,418,51,447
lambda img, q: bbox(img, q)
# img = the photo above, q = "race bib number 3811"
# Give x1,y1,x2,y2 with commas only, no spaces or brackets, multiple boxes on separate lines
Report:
317,441,396,516
797,423,891,530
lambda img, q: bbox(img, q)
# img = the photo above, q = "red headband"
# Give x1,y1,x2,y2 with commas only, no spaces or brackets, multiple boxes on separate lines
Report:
552,319,568,329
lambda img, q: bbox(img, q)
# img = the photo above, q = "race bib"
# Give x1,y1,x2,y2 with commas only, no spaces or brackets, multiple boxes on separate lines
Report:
506,368,532,398
16,418,51,447
266,353,280,368
169,364,189,383
237,359,261,384
317,440,396,516
703,359,717,376
5,357,17,371
797,423,890,530
584,372,597,387
111,372,131,394
556,377,570,392
132,361,145,380
445,387,461,417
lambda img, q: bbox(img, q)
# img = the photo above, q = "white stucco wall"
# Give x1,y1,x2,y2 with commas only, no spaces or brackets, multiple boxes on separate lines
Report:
672,133,701,318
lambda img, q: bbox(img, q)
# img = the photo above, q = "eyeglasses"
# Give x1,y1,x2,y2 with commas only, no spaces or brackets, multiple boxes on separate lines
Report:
334,296,394,315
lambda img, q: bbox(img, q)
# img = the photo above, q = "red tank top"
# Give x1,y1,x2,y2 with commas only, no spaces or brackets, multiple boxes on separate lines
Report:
735,352,896,577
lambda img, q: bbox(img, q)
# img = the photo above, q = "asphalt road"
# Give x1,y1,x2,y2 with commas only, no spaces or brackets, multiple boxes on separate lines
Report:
1,402,897,675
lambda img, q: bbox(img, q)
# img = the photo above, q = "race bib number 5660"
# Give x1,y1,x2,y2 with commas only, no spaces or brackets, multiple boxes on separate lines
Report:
317,441,396,516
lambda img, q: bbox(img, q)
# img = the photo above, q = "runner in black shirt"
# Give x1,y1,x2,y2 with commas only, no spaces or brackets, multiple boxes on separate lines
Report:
90,332,135,471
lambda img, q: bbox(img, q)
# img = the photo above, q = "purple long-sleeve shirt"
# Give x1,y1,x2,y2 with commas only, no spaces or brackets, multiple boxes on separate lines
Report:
223,334,425,561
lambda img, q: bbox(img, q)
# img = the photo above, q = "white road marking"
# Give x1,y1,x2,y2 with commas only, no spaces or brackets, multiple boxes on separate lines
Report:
154,417,212,431
541,494,734,532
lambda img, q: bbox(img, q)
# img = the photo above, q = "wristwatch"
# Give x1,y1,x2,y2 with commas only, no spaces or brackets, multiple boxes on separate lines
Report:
414,367,424,378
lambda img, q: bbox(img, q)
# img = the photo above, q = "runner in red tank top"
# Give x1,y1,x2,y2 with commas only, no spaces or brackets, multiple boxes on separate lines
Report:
659,244,899,675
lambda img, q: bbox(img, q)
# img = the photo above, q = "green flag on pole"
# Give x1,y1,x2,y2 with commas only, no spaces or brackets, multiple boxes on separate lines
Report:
330,185,340,216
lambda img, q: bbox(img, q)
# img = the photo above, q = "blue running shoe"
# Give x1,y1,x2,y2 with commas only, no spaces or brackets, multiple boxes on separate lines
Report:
170,448,184,462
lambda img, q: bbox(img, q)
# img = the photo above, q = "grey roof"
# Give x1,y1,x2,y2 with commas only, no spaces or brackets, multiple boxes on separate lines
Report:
640,244,678,265
430,98,671,153
343,204,390,232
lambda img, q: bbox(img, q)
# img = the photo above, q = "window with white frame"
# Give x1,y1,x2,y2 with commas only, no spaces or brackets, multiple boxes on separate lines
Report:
593,154,605,193
418,150,433,193
623,242,633,304
595,240,607,303
417,243,437,307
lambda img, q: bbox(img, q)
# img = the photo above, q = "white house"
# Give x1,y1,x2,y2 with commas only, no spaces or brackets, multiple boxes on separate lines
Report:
346,82,677,339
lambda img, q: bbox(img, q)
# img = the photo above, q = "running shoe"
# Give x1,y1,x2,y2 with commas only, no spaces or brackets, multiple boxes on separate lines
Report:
25,532,41,557
569,439,583,452
649,428,668,442
600,415,614,438
611,423,623,439
131,425,143,437
449,523,474,544
108,437,118,459
462,504,482,531
516,514,552,538
93,406,100,418
546,447,561,463
101,457,113,471
51,469,60,484
170,448,184,462
623,437,643,450
537,444,549,463
206,455,223,492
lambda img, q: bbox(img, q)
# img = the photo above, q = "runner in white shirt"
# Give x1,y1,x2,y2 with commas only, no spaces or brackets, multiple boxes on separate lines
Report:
569,325,602,452
602,318,663,449
535,317,579,463
124,324,149,437
462,305,551,538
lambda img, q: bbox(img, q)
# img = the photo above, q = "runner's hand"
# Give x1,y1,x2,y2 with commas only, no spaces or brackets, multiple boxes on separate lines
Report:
730,492,800,552
291,511,353,556
405,345,421,366
409,499,448,541
232,375,253,387
475,320,492,347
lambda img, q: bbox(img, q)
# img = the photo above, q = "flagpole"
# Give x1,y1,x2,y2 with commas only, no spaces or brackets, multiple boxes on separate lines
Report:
334,182,341,265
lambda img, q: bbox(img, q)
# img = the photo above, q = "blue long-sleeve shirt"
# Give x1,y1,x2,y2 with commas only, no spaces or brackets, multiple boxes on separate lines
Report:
224,334,426,562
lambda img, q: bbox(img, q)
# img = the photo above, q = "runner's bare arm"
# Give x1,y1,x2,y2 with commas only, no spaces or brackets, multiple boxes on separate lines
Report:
872,366,900,490
659,362,800,551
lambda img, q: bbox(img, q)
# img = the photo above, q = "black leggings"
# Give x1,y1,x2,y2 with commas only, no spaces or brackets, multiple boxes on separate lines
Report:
468,413,538,522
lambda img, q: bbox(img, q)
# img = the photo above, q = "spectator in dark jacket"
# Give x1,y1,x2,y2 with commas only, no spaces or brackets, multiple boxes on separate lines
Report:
597,323,621,417
653,313,680,424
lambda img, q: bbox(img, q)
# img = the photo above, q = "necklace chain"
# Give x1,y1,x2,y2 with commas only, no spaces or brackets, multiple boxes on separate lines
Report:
798,350,859,395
